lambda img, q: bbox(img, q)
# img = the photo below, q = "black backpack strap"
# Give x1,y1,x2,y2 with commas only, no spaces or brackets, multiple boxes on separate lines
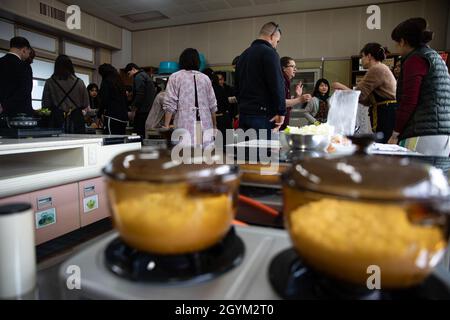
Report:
52,77,81,110
194,75,200,121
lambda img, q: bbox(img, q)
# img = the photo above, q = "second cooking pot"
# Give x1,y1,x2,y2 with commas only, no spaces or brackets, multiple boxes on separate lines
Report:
283,136,450,289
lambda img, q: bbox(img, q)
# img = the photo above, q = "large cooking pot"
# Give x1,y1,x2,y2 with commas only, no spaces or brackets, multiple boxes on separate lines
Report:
282,135,450,289
103,147,240,254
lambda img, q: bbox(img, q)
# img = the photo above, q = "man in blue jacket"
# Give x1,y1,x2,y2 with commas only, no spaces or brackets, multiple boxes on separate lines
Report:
235,22,286,136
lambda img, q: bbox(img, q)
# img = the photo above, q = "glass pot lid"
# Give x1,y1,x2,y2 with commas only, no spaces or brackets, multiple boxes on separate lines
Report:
285,136,450,201
103,147,239,183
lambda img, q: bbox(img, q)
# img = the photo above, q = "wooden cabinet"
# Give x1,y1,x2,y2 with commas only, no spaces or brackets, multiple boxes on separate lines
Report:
0,180,110,245
30,183,81,245
78,177,110,227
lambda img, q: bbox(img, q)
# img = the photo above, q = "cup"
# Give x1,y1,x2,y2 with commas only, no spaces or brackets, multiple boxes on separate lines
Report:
0,203,37,299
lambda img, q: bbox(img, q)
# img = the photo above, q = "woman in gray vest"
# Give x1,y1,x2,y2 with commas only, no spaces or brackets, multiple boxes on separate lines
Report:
388,18,450,156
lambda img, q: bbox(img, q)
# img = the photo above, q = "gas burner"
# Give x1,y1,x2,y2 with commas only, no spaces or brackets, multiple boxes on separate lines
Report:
269,248,450,300
105,227,245,285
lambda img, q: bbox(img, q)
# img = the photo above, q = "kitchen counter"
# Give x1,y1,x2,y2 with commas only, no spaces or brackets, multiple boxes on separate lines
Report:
0,134,141,198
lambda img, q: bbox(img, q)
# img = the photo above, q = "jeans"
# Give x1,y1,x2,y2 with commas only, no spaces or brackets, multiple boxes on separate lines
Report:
238,114,273,139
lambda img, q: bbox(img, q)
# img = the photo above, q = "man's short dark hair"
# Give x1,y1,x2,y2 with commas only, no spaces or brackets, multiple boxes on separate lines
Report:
124,63,140,73
10,37,31,50
179,48,200,71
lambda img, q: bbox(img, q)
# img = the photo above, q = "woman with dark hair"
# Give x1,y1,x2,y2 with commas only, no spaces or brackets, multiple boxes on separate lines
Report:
87,83,99,109
279,56,311,130
303,78,331,124
42,54,89,133
387,18,450,156
333,43,397,143
163,48,217,146
85,83,100,128
98,64,128,135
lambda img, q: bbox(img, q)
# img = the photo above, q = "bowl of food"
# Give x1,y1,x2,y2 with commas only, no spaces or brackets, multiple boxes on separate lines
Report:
284,124,333,151
103,147,240,254
282,135,450,289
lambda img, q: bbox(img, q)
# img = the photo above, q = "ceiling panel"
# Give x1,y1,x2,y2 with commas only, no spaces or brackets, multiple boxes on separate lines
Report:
181,4,208,14
203,0,231,11
60,0,401,31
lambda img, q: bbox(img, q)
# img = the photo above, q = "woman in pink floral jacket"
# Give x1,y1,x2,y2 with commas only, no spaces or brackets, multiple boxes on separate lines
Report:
163,48,217,146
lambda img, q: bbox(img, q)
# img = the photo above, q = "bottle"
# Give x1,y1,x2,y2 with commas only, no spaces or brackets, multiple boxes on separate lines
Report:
0,203,37,299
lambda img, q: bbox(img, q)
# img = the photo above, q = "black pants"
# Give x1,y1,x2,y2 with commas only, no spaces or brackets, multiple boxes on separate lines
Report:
105,117,127,135
370,105,396,144
133,112,149,138
50,108,85,134
216,112,233,138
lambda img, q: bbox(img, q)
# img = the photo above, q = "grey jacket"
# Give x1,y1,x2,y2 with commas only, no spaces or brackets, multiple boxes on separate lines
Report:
301,97,331,123
42,75,89,112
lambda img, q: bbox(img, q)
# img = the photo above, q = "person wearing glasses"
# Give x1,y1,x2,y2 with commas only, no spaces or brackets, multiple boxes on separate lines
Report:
279,56,312,130
124,63,156,139
235,22,286,136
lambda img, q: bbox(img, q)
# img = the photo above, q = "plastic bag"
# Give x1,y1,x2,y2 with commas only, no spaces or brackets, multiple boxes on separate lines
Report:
327,90,361,136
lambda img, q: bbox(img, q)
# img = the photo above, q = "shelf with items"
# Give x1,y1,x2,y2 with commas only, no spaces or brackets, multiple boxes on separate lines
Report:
350,54,401,87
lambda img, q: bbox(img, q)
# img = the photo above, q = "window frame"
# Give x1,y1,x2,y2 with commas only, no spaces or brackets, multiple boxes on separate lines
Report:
1,19,104,110
15,25,59,55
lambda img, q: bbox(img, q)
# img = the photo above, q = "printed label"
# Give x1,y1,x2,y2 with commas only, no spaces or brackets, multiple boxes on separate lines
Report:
83,195,99,213
36,208,57,229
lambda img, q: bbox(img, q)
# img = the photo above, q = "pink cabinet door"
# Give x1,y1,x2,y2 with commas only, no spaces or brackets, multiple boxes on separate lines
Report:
0,194,31,206
30,183,81,245
78,177,110,227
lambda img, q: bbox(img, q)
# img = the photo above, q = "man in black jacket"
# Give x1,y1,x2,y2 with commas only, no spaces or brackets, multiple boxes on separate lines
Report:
235,22,286,136
0,37,32,118
125,63,156,138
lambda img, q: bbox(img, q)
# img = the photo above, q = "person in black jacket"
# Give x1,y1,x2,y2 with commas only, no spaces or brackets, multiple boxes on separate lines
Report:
235,22,286,136
0,37,32,118
124,63,156,138
98,64,128,135
203,69,233,138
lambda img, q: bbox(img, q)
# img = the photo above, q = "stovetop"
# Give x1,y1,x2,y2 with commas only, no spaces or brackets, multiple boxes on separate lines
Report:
104,228,245,284
58,226,450,300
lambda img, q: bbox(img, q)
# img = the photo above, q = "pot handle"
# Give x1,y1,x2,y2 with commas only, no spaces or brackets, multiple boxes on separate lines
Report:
409,201,450,240
347,133,384,155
